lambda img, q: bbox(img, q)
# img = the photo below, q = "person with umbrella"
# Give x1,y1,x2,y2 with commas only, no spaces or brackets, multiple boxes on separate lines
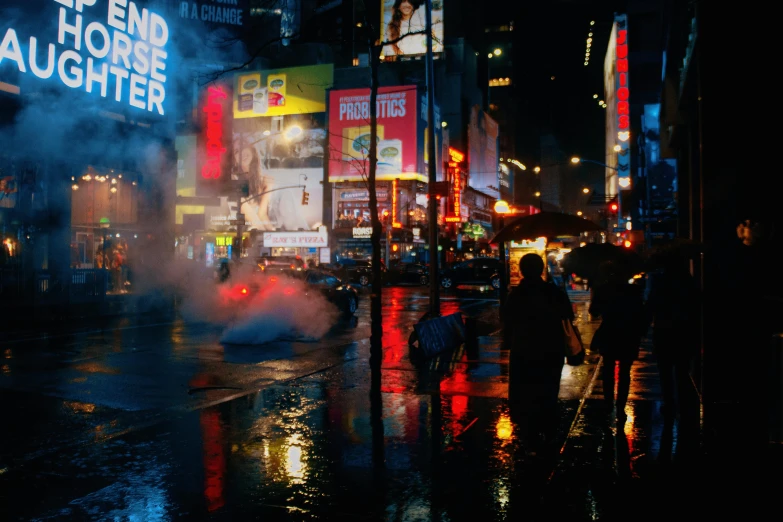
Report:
588,260,648,421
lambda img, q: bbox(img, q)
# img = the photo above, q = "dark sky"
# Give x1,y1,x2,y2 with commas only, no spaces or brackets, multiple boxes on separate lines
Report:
512,1,628,163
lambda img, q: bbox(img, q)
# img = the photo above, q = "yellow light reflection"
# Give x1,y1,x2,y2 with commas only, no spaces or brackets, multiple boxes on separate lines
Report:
285,434,306,482
63,401,96,414
495,413,513,440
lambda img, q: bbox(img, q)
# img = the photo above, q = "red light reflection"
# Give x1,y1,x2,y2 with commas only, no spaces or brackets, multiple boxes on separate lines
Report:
199,409,226,512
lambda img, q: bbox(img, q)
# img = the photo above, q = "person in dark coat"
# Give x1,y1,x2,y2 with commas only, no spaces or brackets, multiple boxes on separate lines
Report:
503,253,574,442
589,261,647,421
645,254,701,423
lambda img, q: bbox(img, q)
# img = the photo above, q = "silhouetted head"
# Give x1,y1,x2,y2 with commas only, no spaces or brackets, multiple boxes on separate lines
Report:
520,253,544,279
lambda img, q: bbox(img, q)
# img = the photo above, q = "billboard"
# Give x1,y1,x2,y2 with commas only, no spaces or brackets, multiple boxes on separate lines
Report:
233,64,333,118
328,85,423,182
380,0,444,58
0,0,172,117
233,115,324,231
467,106,499,194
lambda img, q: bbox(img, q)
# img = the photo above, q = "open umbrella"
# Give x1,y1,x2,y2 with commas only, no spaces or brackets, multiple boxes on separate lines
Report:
561,242,645,283
489,211,603,244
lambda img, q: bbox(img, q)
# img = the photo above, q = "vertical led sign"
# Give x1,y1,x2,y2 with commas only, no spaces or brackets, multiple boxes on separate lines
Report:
614,14,631,187
197,81,233,195
445,147,464,223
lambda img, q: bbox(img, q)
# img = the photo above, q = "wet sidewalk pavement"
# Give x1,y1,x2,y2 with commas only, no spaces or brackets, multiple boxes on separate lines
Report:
1,290,780,520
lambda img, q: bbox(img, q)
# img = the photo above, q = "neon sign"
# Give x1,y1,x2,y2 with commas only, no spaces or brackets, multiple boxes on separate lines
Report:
615,27,629,135
445,147,464,223
202,86,227,179
392,178,402,228
0,0,170,115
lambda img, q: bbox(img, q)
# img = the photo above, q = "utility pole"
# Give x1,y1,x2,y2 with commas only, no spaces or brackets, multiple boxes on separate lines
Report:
425,0,440,318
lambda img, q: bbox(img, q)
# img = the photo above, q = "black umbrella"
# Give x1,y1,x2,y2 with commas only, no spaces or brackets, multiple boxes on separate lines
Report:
489,212,603,244
561,242,645,283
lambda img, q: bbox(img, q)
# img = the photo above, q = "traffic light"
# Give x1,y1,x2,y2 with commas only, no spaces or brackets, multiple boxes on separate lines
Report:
301,190,309,205
240,181,250,198
608,201,619,213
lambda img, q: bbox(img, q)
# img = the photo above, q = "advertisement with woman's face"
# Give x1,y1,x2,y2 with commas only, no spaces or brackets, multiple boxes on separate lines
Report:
381,0,444,57
232,120,324,232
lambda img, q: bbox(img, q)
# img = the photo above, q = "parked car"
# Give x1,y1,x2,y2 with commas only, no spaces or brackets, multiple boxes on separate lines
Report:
326,258,384,286
221,268,359,317
439,257,501,289
299,269,359,316
255,255,306,275
385,262,429,286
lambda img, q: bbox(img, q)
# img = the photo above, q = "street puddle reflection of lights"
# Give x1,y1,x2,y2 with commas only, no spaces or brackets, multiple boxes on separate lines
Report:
284,433,307,483
495,413,513,441
63,401,96,414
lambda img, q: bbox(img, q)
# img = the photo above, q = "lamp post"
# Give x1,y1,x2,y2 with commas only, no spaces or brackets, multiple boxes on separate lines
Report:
493,199,510,315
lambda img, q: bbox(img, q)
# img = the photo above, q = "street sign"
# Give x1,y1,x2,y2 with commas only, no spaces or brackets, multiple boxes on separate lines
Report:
229,219,243,225
430,181,449,197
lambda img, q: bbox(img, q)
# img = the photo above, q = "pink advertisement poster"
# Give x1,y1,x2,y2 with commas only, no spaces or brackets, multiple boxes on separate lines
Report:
328,86,421,182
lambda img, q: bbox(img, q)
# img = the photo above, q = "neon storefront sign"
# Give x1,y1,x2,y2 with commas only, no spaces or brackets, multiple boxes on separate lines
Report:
392,178,402,228
615,27,629,138
202,86,227,179
445,147,464,223
0,0,170,116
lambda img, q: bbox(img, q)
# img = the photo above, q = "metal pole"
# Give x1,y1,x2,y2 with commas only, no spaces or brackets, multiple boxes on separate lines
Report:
385,220,391,268
425,0,440,318
498,216,506,315
235,188,243,261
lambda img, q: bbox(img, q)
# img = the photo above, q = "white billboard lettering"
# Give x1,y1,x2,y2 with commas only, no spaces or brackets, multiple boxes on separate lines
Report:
338,92,407,121
0,0,170,116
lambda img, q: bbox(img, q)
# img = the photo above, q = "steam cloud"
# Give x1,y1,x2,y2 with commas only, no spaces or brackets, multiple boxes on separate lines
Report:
167,259,340,344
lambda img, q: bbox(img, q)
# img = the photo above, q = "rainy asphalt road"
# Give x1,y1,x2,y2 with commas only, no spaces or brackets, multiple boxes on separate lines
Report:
0,284,608,521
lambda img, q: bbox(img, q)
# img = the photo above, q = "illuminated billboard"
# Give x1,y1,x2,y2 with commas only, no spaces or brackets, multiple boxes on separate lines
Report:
380,0,444,58
232,64,333,118
232,115,325,231
328,85,423,182
0,0,171,117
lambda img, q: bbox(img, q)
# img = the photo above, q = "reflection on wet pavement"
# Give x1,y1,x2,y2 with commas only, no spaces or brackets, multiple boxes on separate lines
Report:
0,287,709,520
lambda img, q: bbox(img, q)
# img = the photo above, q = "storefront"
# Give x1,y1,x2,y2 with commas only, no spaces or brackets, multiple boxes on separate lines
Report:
261,228,329,266
332,225,421,263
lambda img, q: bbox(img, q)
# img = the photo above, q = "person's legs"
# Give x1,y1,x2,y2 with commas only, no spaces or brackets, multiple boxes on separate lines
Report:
655,348,676,418
538,361,564,439
616,360,633,417
601,359,616,415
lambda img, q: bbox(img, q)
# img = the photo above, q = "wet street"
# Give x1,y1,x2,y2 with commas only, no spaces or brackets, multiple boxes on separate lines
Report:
0,285,767,521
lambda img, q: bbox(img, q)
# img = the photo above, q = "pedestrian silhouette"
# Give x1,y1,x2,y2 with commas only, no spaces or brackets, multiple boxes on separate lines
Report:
503,253,574,446
589,260,647,421
645,252,701,426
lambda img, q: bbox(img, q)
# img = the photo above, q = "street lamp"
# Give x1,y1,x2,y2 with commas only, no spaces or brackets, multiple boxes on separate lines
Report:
493,199,511,313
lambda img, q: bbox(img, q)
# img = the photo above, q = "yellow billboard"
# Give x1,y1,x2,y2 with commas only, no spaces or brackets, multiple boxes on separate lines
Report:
233,64,333,118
